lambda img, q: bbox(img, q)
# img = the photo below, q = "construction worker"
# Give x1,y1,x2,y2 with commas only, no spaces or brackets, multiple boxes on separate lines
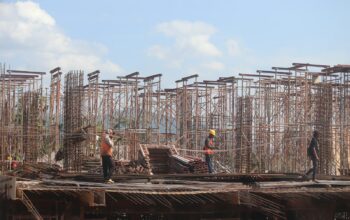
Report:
305,130,320,181
204,129,217,174
101,129,115,184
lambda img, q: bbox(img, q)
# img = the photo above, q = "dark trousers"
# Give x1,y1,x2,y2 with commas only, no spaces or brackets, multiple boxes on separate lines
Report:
306,157,317,180
102,155,114,180
205,154,213,174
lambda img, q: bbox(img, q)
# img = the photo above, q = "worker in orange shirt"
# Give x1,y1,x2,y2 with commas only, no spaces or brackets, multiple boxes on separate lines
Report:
203,129,217,174
101,129,115,183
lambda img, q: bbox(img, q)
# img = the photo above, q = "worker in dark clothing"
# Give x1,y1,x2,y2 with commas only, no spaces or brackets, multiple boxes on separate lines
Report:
306,130,320,181
100,129,115,184
204,129,217,174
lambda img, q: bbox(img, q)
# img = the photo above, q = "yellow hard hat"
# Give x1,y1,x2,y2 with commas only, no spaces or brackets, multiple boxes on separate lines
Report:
209,129,216,136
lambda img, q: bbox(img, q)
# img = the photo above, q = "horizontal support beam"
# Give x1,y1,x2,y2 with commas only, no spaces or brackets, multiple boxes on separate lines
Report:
7,70,46,75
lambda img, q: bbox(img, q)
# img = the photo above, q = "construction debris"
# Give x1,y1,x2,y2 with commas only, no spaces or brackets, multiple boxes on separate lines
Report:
6,162,61,179
139,144,208,174
170,154,208,173
82,158,150,175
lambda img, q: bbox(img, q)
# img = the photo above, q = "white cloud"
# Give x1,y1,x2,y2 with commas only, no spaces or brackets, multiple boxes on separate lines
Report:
147,45,168,60
156,20,216,37
202,61,225,71
16,1,55,26
153,20,222,57
0,1,122,75
147,20,228,83
226,39,240,56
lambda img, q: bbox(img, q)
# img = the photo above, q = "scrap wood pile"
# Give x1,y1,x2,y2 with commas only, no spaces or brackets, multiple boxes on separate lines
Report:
146,148,171,174
170,154,208,174
139,144,175,174
115,160,150,174
139,144,208,174
6,162,61,179
83,158,150,175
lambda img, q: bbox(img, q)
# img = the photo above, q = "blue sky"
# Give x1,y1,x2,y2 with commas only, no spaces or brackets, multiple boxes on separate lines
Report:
0,0,349,87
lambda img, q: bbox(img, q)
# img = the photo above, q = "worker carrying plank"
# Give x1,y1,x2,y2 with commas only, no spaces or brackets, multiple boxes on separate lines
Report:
203,129,218,174
100,129,115,184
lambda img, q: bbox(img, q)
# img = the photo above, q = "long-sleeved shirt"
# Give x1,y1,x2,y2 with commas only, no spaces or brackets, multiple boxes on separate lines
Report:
101,134,114,156
105,135,114,147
